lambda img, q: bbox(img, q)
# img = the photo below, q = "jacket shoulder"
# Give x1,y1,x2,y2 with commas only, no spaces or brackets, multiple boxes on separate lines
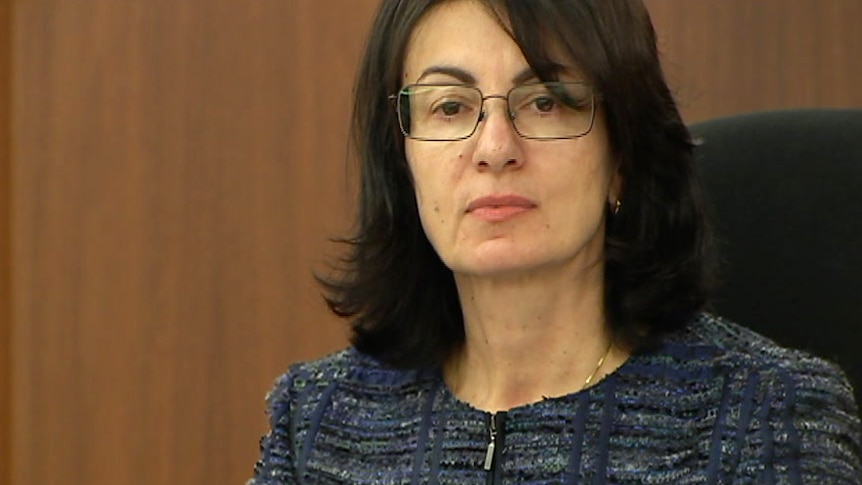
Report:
683,313,861,480
265,347,434,418
686,313,854,384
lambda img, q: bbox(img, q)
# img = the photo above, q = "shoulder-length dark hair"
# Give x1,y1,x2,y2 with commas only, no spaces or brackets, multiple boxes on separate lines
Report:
320,0,715,368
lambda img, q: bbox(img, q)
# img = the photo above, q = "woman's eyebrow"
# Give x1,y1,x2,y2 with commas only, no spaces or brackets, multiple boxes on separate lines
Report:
416,66,476,84
415,66,540,85
511,67,538,85
414,63,572,85
513,63,574,84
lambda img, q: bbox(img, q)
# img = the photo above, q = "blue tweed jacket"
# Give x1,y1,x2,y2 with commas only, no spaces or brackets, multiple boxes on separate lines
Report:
250,314,861,484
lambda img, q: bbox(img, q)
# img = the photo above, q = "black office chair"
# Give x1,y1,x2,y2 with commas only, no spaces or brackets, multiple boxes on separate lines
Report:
690,109,862,407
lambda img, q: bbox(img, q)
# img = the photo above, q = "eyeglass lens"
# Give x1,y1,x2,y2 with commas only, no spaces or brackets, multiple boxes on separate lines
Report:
396,82,595,141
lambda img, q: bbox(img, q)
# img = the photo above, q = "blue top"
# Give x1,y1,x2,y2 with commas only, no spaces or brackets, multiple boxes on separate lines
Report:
249,314,861,484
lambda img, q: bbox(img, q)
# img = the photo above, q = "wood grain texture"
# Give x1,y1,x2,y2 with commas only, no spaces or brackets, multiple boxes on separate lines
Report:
1,0,11,482
10,1,375,483
6,0,862,484
644,0,862,122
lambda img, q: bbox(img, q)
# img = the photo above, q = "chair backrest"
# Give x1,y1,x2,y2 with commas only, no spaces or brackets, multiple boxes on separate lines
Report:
691,109,862,407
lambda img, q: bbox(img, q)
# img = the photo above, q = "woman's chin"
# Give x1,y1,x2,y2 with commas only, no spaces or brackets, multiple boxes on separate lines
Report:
448,253,551,279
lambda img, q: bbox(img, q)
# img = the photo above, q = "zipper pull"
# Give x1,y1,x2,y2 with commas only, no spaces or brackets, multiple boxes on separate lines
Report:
484,412,497,471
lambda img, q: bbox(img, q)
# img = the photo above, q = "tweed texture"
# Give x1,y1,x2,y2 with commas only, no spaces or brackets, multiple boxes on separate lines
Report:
250,313,861,484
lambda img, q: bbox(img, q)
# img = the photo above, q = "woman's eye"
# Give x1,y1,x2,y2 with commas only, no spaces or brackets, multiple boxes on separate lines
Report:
533,96,556,112
437,101,463,116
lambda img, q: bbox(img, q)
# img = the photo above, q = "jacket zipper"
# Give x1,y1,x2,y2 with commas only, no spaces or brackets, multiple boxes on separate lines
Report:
484,411,506,485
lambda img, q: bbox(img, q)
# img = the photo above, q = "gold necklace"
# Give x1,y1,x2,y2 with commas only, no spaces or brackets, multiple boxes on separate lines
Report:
582,341,613,388
447,340,615,397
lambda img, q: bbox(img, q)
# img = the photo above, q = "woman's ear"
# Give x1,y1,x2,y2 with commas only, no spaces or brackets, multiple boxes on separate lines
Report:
607,164,624,209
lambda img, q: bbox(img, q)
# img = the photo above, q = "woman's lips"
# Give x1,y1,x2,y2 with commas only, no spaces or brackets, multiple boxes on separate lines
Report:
466,195,537,222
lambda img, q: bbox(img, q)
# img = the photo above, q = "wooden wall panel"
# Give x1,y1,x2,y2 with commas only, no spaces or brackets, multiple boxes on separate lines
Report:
644,0,862,122
1,0,11,482
6,1,861,484
10,1,376,483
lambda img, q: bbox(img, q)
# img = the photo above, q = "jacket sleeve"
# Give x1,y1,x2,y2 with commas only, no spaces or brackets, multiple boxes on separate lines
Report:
789,356,861,484
248,370,299,485
734,356,861,484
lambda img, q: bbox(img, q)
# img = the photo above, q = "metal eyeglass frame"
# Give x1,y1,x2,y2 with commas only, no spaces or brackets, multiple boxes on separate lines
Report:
387,81,599,141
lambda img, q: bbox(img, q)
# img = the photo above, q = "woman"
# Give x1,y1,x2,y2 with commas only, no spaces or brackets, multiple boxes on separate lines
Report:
251,0,861,483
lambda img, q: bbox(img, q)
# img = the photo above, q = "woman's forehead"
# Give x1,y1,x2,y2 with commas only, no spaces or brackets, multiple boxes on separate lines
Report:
403,0,586,85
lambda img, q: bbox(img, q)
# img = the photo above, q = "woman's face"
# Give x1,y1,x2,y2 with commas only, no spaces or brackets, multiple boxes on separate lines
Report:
403,0,620,278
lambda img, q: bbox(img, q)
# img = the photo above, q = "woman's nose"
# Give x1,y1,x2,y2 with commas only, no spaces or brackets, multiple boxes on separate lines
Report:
472,97,525,171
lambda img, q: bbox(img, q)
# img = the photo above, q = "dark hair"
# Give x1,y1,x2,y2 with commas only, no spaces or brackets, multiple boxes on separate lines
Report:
320,0,715,368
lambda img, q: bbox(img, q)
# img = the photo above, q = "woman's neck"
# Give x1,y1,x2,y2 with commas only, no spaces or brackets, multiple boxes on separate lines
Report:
445,262,628,412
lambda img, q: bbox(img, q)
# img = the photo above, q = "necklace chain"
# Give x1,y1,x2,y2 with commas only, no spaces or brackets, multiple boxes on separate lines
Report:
448,340,615,399
582,341,613,388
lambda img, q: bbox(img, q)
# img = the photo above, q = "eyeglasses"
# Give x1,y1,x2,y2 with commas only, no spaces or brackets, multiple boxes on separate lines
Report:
390,81,597,141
